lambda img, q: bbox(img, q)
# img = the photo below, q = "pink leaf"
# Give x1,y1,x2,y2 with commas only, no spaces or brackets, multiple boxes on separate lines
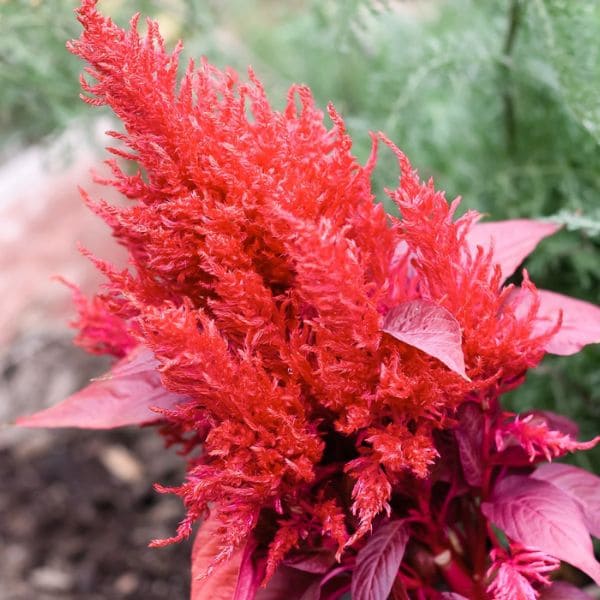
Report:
255,566,319,600
298,580,322,600
229,542,320,600
191,518,244,600
466,219,560,282
481,475,600,584
507,288,600,355
383,300,469,380
538,581,594,599
351,519,409,600
454,402,484,486
301,565,351,600
533,463,600,538
16,346,187,429
284,549,336,574
536,290,600,355
232,538,263,600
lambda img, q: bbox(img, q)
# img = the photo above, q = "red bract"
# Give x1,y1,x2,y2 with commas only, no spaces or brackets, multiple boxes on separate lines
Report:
16,1,600,598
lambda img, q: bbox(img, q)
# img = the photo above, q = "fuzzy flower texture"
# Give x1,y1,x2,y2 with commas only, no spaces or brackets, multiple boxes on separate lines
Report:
19,2,600,599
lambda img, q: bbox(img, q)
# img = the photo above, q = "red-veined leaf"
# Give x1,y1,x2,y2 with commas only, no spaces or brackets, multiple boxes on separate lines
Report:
383,300,468,380
536,290,600,355
507,288,600,355
454,402,484,486
191,517,244,600
255,566,319,600
533,463,600,538
538,581,594,599
16,346,187,429
298,580,322,600
298,565,351,600
481,475,600,584
351,520,409,600
230,541,321,600
232,538,262,600
466,219,560,283
284,549,336,574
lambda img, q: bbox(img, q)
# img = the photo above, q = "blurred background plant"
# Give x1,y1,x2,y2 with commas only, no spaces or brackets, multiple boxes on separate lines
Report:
1,0,598,471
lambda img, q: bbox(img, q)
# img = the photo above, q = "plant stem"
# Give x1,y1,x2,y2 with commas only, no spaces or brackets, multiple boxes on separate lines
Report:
501,0,522,155
437,552,478,598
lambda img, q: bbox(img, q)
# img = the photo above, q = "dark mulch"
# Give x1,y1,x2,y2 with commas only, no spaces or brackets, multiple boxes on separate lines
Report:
0,333,191,599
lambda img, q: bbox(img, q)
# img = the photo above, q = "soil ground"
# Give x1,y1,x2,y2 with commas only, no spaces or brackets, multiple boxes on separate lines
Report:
0,333,191,599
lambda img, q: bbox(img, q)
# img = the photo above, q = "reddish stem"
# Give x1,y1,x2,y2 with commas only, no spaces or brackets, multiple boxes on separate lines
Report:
437,552,477,598
472,410,497,597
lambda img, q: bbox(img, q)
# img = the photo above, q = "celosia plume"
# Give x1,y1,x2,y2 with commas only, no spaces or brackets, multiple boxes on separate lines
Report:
16,2,600,598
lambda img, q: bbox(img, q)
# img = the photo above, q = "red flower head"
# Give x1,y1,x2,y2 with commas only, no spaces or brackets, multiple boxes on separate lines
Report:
17,2,600,598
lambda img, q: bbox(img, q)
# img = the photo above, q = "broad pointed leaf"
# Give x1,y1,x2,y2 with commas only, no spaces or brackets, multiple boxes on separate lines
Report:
298,580,322,600
454,402,484,486
351,519,409,600
508,287,600,355
383,300,468,380
255,567,319,600
230,541,321,600
466,220,560,283
192,517,244,600
284,549,336,574
539,581,593,599
300,565,351,600
16,346,187,429
536,290,600,355
481,475,600,584
533,463,600,538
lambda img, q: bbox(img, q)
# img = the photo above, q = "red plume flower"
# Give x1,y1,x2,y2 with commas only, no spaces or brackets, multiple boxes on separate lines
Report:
17,2,600,598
